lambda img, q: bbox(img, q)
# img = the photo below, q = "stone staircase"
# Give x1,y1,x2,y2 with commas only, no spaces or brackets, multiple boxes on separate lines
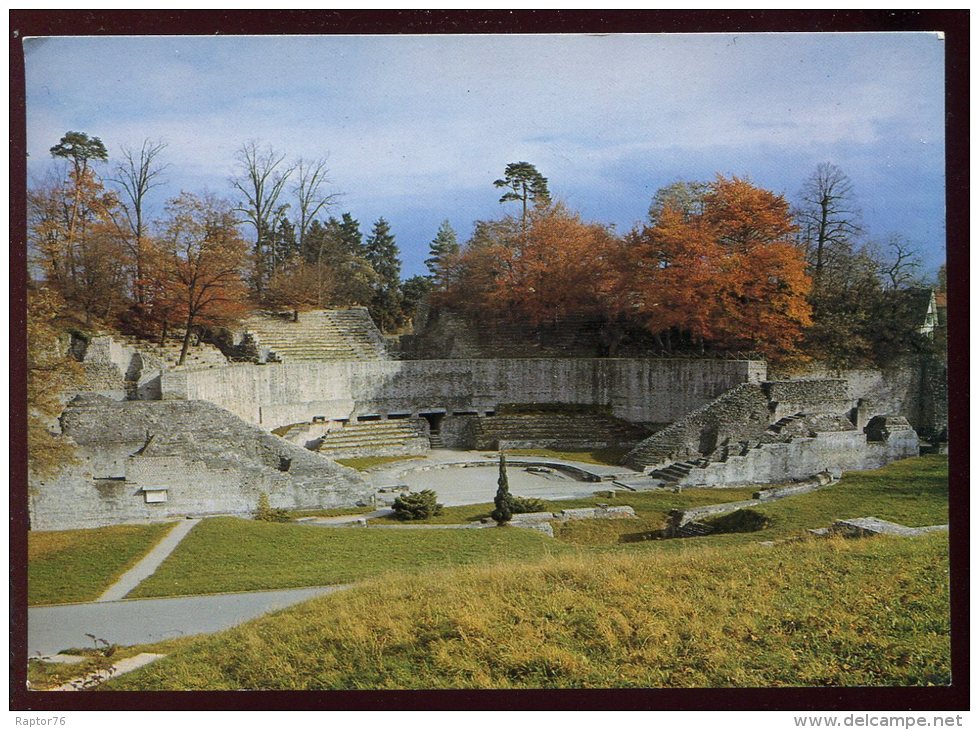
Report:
315,419,429,459
473,411,650,451
428,433,445,449
243,309,387,362
646,457,712,486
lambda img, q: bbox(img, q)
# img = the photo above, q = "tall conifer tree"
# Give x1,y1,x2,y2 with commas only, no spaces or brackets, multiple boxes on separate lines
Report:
425,219,460,287
364,217,403,331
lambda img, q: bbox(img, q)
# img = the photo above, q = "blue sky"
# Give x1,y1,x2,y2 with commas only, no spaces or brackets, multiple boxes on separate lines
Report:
24,32,946,278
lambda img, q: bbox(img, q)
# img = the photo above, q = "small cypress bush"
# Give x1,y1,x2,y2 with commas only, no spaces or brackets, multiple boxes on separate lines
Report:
392,490,443,521
510,496,547,514
492,452,514,525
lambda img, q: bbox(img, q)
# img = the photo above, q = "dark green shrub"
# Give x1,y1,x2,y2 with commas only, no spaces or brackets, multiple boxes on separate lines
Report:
254,493,291,522
511,496,547,514
392,490,443,521
705,508,771,534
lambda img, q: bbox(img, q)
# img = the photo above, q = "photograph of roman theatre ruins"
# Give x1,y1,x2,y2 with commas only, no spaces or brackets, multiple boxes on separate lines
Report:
19,29,955,696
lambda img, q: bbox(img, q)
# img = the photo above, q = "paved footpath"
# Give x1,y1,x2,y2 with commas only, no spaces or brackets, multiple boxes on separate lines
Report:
28,585,348,657
367,450,640,507
97,519,201,602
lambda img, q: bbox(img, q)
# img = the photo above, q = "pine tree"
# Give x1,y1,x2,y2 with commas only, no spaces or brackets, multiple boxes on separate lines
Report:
494,161,551,231
364,217,403,331
491,452,514,525
425,219,460,287
339,213,364,256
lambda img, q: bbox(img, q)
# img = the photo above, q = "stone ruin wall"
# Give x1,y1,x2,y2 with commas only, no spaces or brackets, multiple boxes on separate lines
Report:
624,376,919,481
29,396,374,531
678,428,918,488
769,357,947,437
161,358,768,431
623,383,773,470
74,335,165,401
762,379,853,421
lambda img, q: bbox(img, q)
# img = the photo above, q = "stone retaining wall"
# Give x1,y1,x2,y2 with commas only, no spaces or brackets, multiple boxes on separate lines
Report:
770,357,946,434
674,429,917,488
162,358,766,430
763,379,851,420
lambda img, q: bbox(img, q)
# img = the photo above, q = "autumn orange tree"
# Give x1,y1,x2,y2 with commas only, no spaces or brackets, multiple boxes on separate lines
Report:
438,205,619,327
492,204,618,325
437,217,518,317
617,176,812,357
157,192,249,364
28,165,129,327
702,176,812,354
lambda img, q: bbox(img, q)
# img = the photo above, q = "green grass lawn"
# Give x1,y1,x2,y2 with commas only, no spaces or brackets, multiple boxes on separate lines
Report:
28,522,176,606
753,455,949,535
504,447,631,466
335,455,426,471
104,531,950,690
127,517,573,598
599,455,949,553
29,457,948,605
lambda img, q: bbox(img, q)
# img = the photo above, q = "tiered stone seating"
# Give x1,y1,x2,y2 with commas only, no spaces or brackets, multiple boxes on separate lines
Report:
473,411,650,451
315,419,429,459
243,309,387,362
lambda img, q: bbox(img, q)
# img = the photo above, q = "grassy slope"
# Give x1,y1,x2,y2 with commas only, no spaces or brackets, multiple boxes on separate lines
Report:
557,455,949,548
106,532,950,690
128,518,572,598
753,455,949,535
125,456,949,597
28,522,176,605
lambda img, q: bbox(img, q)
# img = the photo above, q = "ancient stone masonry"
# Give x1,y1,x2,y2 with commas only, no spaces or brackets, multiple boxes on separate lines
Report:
313,419,431,460
762,380,851,421
28,395,373,531
162,358,766,431
919,357,948,441
74,333,231,402
467,408,653,451
624,379,919,486
74,335,166,401
623,383,772,471
770,356,946,436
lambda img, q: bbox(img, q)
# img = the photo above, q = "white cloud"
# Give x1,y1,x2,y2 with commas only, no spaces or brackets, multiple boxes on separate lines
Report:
24,32,946,274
